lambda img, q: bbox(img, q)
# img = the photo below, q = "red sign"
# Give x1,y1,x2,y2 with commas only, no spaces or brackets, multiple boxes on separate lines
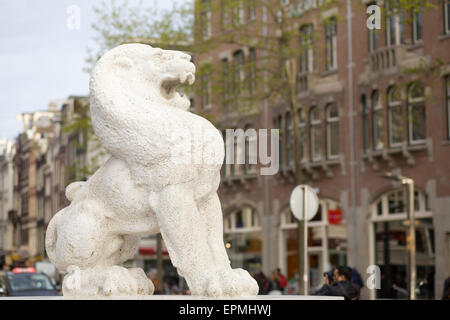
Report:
328,209,342,225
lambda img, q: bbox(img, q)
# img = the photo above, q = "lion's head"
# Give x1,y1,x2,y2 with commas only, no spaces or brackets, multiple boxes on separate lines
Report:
91,43,195,111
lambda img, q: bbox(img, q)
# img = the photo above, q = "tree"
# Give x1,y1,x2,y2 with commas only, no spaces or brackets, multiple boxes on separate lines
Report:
85,0,194,72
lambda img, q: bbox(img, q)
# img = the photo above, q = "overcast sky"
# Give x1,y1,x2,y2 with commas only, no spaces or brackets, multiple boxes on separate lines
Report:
0,0,189,140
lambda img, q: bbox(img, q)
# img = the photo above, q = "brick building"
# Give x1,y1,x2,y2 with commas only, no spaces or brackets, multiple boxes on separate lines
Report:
194,0,450,299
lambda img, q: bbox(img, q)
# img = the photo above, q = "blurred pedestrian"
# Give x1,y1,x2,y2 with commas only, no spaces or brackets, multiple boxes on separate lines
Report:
276,268,287,291
284,274,299,295
315,269,335,295
254,271,272,295
351,267,363,291
315,266,359,300
442,277,450,300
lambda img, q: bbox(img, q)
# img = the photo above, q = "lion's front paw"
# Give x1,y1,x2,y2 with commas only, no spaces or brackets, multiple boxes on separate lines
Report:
191,268,259,297
102,266,153,296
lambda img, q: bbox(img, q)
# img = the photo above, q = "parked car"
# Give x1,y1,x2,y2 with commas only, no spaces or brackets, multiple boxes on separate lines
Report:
0,267,60,297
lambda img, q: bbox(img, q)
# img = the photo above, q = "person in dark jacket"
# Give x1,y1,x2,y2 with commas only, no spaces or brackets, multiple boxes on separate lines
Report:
315,266,359,300
254,271,273,295
442,277,450,300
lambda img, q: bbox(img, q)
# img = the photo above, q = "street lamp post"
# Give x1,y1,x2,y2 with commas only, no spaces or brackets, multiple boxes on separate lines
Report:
379,172,416,300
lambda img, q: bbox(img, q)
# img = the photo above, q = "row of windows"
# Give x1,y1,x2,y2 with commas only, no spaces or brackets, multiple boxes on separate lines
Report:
276,103,340,166
201,48,257,110
221,104,340,179
361,82,426,151
201,0,257,40
369,0,450,51
220,76,450,176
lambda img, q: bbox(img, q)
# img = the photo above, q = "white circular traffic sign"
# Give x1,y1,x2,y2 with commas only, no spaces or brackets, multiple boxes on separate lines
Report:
289,185,319,221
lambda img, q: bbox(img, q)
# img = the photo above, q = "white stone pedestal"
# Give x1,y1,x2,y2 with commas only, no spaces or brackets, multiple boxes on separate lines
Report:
1,295,343,300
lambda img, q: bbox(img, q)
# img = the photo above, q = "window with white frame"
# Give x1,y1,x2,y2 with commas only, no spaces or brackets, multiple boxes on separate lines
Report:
408,82,426,144
286,112,294,166
368,3,379,52
224,206,262,274
225,207,260,232
385,0,403,46
310,107,322,161
325,17,338,71
232,0,245,27
326,104,339,158
446,76,450,140
299,24,314,73
387,86,403,147
221,0,230,31
445,0,450,35
248,0,256,21
362,94,370,152
372,90,385,150
411,7,423,44
201,0,212,40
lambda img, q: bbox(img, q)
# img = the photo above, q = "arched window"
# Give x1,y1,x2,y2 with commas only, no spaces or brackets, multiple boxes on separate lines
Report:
326,104,339,158
286,112,294,166
372,90,384,150
370,188,434,299
408,82,426,144
310,107,322,161
299,24,314,73
224,206,262,274
361,94,370,152
387,86,403,147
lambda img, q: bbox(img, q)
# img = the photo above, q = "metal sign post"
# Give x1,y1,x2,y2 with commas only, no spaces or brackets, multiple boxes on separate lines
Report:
303,185,308,295
290,185,319,296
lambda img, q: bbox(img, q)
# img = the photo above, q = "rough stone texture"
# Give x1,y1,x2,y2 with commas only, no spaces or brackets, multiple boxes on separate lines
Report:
45,44,259,298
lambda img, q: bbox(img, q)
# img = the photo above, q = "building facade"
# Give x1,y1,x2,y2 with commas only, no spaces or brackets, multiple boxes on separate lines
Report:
0,139,16,268
194,0,450,299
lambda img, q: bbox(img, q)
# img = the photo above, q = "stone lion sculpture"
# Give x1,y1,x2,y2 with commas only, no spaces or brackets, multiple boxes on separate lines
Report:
45,43,259,297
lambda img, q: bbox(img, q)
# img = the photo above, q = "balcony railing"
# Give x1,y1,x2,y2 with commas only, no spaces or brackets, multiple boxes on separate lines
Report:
369,46,399,72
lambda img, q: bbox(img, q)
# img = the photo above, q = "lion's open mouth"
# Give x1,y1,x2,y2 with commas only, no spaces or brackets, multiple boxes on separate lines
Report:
161,72,195,100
